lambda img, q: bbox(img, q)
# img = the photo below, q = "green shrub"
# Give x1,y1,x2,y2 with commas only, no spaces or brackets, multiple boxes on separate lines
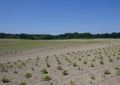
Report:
0,64,8,72
46,56,50,67
117,57,120,60
90,81,93,84
91,63,94,67
42,74,51,81
77,66,80,70
7,62,11,64
87,54,90,56
9,64,13,68
19,81,26,85
47,63,50,67
18,60,21,62
24,73,32,78
78,58,81,61
28,58,32,60
114,67,120,76
92,59,95,62
21,62,26,66
13,70,18,74
55,55,61,65
91,74,95,80
104,69,111,75
41,68,48,74
109,58,113,62
62,70,68,75
57,65,62,70
17,65,22,69
83,60,87,64
115,67,120,70
31,67,35,71
36,57,40,61
100,57,103,60
1,76,10,83
70,80,76,85
116,70,120,76
72,62,77,67
100,60,104,65
14,61,17,65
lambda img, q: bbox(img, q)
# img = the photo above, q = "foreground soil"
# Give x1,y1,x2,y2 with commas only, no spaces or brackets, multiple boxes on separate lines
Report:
0,39,120,85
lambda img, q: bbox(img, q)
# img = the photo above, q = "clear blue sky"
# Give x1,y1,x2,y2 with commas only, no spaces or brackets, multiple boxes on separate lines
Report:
0,0,120,34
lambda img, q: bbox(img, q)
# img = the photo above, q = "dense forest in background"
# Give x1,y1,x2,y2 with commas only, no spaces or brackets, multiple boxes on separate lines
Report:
0,32,120,40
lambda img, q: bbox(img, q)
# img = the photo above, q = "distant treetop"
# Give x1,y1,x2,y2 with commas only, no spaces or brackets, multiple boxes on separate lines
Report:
0,32,120,40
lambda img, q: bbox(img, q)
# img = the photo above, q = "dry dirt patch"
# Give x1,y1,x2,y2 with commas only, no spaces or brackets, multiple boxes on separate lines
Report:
0,39,120,85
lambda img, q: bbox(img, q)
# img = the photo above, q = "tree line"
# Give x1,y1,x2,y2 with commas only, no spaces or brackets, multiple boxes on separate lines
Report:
0,32,120,40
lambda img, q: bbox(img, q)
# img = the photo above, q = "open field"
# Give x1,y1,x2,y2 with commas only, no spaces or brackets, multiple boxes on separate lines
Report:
0,39,120,85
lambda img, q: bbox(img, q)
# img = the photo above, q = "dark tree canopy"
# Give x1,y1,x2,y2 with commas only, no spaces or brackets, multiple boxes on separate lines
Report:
0,32,120,40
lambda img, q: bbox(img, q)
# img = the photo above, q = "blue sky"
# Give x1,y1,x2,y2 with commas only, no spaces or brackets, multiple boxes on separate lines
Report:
0,0,120,34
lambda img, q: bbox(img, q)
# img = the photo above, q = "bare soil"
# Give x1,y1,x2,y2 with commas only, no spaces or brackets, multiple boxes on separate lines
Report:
0,39,120,85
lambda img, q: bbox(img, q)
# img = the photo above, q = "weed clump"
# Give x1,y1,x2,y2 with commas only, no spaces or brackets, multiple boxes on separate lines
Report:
19,81,26,85
114,67,120,76
1,76,10,83
70,80,76,85
91,74,96,80
36,57,40,61
41,68,48,74
42,74,51,81
100,60,104,65
13,70,18,74
45,56,50,67
91,63,95,67
83,60,87,64
62,70,68,75
57,65,63,70
72,62,77,67
1,65,8,72
104,69,111,75
109,58,113,62
24,72,32,78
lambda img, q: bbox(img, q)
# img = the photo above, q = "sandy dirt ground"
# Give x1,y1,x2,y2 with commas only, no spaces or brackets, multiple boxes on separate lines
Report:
0,39,120,85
